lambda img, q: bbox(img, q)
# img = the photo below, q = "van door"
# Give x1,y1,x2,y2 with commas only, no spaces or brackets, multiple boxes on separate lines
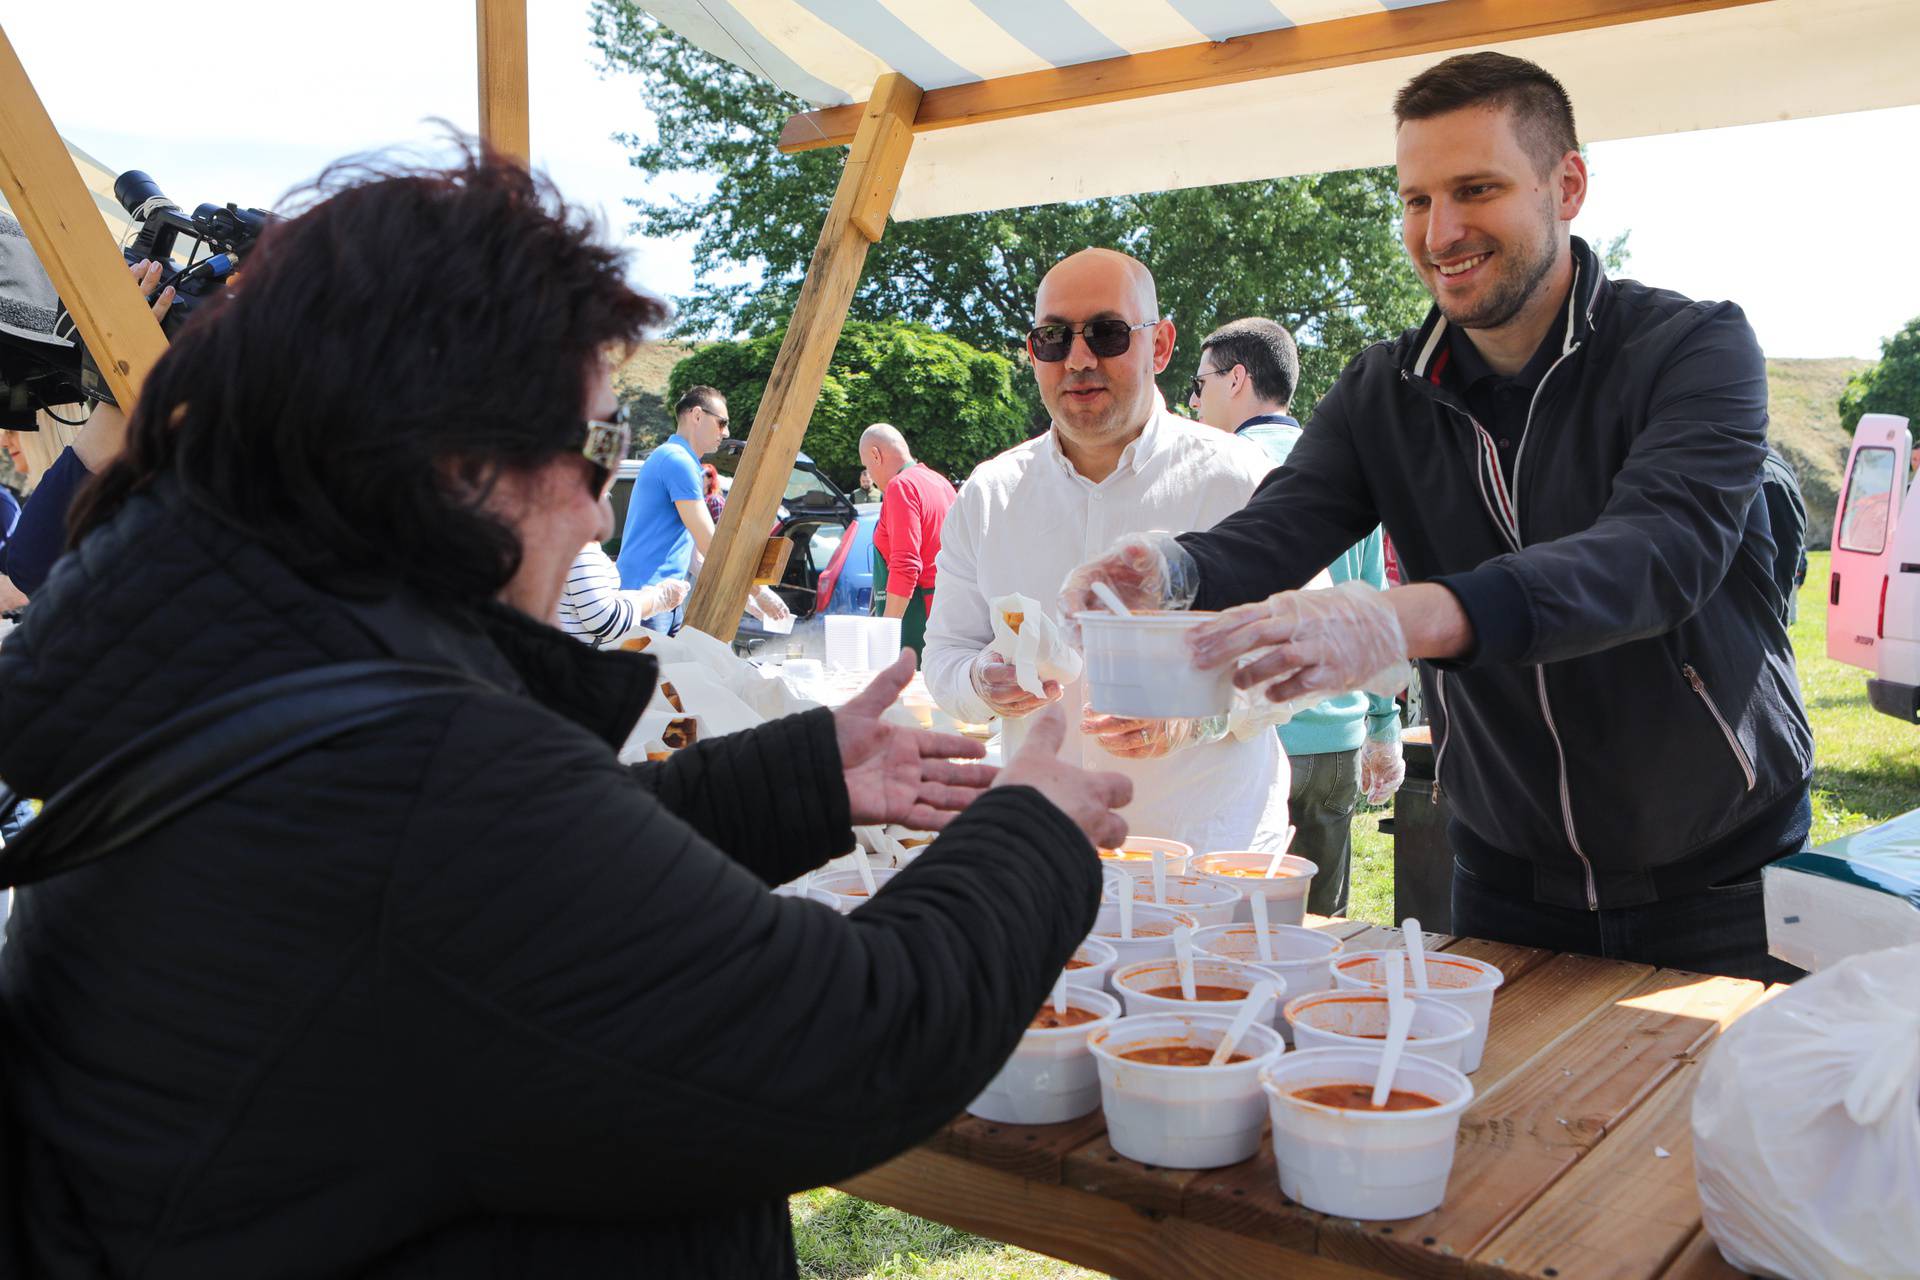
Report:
1828,413,1912,670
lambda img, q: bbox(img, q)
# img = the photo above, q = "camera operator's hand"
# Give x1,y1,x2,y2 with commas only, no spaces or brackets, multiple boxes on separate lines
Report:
993,703,1132,849
73,260,177,474
133,258,176,324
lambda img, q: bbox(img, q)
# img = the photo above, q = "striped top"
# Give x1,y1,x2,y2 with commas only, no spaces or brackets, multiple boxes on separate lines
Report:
557,543,669,647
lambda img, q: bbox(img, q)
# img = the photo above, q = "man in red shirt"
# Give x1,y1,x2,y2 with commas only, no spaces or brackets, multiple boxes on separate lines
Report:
861,422,957,657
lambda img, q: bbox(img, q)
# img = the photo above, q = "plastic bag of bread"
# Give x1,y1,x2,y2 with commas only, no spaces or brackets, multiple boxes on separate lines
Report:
988,592,1082,700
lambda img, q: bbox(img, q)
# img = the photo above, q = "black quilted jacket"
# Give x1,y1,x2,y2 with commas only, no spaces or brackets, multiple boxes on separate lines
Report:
0,481,1098,1278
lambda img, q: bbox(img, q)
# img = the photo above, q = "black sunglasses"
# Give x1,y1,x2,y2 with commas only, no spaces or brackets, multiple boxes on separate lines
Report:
1026,318,1159,363
1187,366,1234,401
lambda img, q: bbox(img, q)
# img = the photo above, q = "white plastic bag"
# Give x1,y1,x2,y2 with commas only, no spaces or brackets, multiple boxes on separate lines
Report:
1692,941,1920,1279
988,593,1082,700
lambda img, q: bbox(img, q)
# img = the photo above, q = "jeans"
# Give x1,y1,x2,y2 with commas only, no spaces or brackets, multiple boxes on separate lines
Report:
641,602,684,636
1289,748,1361,917
1450,857,1803,983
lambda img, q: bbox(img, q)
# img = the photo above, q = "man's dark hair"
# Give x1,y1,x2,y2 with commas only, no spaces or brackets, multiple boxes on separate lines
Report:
72,141,666,604
1393,52,1579,176
674,385,726,420
1199,318,1299,408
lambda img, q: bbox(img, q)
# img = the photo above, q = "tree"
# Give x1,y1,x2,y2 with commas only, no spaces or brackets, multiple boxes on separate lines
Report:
666,320,1029,487
587,3,1430,420
1840,315,1920,435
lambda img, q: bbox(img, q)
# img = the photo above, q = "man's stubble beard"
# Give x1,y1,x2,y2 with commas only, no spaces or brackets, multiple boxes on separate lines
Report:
1433,201,1560,333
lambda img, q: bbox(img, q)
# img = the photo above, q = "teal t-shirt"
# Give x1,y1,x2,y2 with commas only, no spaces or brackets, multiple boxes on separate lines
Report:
1235,415,1400,756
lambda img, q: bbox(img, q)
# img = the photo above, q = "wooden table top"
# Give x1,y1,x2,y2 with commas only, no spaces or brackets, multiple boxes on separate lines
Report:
839,916,1769,1280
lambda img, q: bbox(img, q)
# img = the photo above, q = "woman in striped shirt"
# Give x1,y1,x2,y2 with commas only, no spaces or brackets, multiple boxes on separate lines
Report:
557,494,689,646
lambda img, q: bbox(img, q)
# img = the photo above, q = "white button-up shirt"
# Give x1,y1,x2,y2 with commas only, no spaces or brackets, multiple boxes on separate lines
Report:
925,404,1294,854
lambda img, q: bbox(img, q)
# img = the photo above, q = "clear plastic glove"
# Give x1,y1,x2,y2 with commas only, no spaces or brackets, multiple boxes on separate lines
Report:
745,585,791,624
639,578,690,619
1189,580,1411,705
1082,707,1228,761
969,648,1062,719
1056,531,1201,642
1359,735,1406,805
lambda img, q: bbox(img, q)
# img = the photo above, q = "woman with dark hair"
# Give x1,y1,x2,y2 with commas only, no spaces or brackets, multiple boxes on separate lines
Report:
701,460,725,524
0,148,1128,1278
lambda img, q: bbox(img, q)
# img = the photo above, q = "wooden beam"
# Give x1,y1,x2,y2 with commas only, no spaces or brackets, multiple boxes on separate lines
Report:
0,24,167,410
778,0,1768,153
476,0,530,166
684,73,922,643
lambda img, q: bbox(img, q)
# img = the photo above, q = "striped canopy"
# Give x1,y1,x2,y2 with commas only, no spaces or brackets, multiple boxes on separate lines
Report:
642,0,1920,219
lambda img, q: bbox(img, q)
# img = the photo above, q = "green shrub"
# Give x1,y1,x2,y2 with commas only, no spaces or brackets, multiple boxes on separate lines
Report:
665,321,1030,488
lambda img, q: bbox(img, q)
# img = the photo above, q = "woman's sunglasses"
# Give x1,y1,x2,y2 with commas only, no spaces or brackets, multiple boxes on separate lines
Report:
580,415,631,501
1025,318,1159,363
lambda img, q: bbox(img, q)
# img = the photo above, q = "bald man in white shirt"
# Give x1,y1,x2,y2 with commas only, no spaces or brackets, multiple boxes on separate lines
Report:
925,249,1296,853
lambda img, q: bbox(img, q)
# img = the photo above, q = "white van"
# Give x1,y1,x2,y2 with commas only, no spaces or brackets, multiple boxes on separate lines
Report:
1827,412,1920,721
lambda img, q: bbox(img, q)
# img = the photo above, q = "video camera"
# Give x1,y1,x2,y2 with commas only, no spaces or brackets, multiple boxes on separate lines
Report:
0,170,271,424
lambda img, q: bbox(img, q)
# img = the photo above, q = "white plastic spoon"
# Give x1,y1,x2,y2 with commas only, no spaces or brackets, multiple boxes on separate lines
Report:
1371,959,1416,1109
1052,972,1069,1016
1250,890,1275,962
852,846,878,896
1090,580,1133,617
1264,824,1298,877
1209,979,1279,1067
1173,924,1198,1002
1403,916,1431,991
1152,849,1168,906
1119,889,1134,941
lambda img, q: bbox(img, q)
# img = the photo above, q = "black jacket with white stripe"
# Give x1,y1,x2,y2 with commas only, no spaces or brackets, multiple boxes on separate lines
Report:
1181,237,1813,910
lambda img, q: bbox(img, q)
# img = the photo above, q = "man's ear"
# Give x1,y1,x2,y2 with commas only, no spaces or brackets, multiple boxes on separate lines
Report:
1557,149,1589,224
1151,317,1177,374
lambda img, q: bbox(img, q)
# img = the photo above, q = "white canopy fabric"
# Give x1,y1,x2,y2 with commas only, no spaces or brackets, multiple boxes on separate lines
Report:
641,0,1920,219
0,138,140,242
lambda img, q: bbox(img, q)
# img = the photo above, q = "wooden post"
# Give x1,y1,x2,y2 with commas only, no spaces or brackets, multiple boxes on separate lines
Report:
476,0,530,165
684,73,922,642
0,24,167,410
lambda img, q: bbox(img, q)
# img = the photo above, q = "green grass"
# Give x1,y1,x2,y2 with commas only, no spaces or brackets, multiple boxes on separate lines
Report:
792,554,1917,1277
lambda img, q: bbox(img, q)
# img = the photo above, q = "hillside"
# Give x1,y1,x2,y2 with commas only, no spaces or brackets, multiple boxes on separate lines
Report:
613,340,704,449
1767,356,1872,544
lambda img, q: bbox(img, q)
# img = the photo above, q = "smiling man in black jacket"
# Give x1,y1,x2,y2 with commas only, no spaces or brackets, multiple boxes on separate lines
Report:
1064,52,1811,982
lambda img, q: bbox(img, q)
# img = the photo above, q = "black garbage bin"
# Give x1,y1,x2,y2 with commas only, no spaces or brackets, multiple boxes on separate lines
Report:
1382,729,1454,930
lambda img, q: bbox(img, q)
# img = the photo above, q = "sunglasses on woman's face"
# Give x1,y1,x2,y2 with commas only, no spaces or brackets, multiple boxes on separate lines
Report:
580,417,630,500
1025,318,1159,363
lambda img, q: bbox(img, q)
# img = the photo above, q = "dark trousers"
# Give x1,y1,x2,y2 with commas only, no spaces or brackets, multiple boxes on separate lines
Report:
1289,748,1361,917
1451,858,1803,984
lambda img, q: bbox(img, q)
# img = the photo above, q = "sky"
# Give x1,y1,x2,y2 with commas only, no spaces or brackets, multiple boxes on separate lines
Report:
6,1,1918,361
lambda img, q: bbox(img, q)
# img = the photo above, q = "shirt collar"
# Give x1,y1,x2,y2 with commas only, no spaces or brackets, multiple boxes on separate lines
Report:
1236,412,1299,432
1045,392,1173,483
1443,306,1567,393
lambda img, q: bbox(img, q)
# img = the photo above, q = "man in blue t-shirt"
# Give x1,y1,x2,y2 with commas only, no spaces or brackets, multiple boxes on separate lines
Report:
616,386,732,634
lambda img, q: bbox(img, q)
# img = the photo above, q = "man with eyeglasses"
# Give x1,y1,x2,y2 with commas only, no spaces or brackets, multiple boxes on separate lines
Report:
1188,318,1404,915
923,248,1295,853
615,384,788,635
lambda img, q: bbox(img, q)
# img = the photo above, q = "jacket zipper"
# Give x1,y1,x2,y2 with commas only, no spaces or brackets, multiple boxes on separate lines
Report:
1506,338,1599,910
1403,299,1602,909
1682,663,1758,790
1431,670,1450,802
